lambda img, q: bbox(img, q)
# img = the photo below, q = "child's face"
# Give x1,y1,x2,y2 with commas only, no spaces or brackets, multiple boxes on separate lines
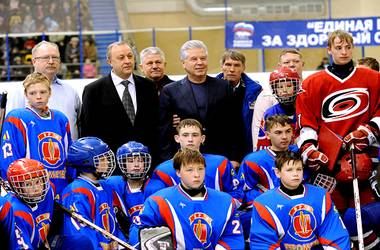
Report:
174,126,205,151
266,123,293,151
22,177,45,200
275,160,303,190
25,82,51,110
125,156,145,175
176,163,205,190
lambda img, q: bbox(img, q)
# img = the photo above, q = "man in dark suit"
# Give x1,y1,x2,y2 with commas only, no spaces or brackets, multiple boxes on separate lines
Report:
158,40,241,168
80,41,158,174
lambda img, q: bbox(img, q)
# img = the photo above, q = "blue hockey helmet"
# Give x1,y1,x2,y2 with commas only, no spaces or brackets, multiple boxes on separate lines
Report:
67,137,116,179
116,141,151,179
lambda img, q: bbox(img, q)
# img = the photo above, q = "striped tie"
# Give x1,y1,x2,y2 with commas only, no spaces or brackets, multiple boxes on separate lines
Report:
121,80,135,125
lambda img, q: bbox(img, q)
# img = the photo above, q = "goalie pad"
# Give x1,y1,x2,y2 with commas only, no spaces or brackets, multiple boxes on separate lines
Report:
140,226,174,250
336,152,372,183
313,173,337,193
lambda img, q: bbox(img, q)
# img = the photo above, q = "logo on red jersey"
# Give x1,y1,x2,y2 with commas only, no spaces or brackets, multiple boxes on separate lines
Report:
189,212,212,244
322,88,369,122
38,132,65,168
289,204,317,241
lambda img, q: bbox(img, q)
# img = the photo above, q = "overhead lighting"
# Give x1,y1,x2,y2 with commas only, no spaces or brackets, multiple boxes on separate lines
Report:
204,7,232,12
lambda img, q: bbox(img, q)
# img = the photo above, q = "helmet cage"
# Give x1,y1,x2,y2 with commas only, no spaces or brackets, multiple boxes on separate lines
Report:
117,152,151,180
9,169,50,204
93,149,116,179
270,77,300,104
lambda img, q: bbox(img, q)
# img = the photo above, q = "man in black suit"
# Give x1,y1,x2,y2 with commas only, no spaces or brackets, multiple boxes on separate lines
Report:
158,40,241,168
80,41,158,174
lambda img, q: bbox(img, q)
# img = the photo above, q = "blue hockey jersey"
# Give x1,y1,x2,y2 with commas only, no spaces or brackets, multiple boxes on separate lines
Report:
0,108,72,196
5,185,55,249
61,176,126,250
238,146,300,206
0,196,23,250
106,175,145,224
130,185,244,249
250,184,350,250
144,154,242,201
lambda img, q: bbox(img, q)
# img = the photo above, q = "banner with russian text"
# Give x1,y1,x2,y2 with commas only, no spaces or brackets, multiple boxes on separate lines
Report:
225,17,380,49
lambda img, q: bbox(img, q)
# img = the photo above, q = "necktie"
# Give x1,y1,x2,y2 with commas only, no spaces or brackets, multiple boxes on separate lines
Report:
121,80,135,125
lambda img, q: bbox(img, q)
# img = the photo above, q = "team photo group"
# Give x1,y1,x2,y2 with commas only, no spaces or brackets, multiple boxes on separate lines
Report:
0,28,379,250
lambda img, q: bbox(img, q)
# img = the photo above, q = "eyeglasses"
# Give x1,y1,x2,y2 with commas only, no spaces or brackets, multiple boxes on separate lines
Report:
34,56,61,62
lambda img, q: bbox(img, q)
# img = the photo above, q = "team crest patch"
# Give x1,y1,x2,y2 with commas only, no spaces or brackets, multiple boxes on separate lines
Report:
99,203,116,234
189,212,212,244
288,204,317,241
38,132,64,168
322,88,369,122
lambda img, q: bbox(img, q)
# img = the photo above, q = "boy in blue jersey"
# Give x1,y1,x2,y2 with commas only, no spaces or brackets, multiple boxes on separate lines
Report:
238,115,303,243
5,158,55,249
0,72,72,197
106,141,151,237
239,115,302,206
130,148,244,249
250,151,350,250
61,137,126,250
144,118,242,201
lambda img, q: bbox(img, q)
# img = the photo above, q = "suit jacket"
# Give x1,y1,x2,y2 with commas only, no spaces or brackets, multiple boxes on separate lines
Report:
158,76,239,162
80,74,159,173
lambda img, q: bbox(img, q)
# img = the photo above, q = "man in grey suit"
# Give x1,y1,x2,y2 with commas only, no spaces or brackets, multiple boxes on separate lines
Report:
158,40,241,168
80,41,158,174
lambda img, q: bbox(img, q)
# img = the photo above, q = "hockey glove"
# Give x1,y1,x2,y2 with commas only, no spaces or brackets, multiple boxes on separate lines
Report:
343,124,379,152
369,170,380,199
300,142,329,171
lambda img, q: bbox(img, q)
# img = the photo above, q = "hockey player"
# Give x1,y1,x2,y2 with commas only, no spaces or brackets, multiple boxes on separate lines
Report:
252,48,304,151
106,141,151,235
0,72,72,196
129,148,244,249
239,115,300,205
255,66,300,151
61,137,126,250
144,118,242,201
5,158,55,249
250,151,350,249
296,29,380,248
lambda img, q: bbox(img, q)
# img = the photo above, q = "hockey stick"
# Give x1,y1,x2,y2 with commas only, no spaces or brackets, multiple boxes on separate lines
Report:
55,202,136,250
350,145,364,250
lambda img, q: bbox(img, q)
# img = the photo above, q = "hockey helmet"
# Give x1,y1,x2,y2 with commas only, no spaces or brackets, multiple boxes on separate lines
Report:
269,66,300,104
67,137,115,179
116,141,151,180
336,152,372,183
7,158,50,204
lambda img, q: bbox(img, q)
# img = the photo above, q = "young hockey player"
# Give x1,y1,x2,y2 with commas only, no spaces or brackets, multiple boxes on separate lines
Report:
144,118,242,201
250,151,350,249
129,148,244,249
0,72,71,196
106,141,151,234
255,66,300,151
61,136,126,250
5,158,55,249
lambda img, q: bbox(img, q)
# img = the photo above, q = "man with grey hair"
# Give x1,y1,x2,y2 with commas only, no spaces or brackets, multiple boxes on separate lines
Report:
80,41,159,174
5,40,81,139
139,47,173,94
158,40,240,167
